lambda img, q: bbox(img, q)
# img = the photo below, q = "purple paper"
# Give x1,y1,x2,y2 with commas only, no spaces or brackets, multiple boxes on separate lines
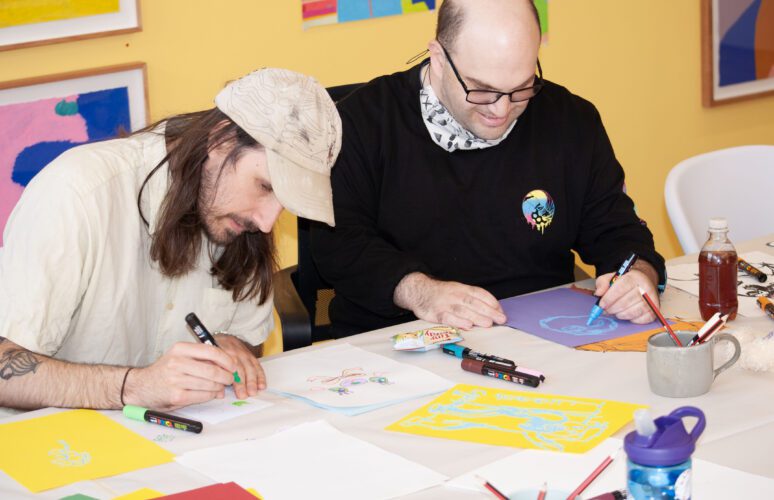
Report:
499,288,669,347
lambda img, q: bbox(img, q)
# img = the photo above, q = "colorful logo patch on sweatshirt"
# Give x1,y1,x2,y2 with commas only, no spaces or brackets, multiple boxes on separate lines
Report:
522,189,555,234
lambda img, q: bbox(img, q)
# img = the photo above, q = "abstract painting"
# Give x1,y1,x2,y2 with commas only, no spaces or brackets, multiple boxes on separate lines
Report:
302,0,436,29
386,384,644,453
702,0,774,105
0,0,140,51
0,63,147,245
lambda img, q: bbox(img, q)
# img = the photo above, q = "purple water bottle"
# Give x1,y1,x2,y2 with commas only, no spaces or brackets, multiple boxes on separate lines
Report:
624,406,706,499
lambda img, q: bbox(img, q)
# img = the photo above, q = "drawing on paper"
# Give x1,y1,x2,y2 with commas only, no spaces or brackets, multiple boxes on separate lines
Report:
539,315,618,336
397,388,607,451
386,384,644,453
232,400,250,407
48,440,91,467
308,367,393,395
152,434,175,443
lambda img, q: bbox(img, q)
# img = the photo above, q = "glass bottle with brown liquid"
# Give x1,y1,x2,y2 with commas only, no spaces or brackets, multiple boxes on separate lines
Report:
698,217,738,321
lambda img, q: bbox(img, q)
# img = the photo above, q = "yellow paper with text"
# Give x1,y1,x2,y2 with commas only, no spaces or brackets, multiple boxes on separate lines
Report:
0,410,174,492
386,384,645,453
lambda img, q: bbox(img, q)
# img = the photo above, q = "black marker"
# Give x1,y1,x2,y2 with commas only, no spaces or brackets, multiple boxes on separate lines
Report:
123,405,202,433
738,258,768,282
443,344,545,382
185,312,241,383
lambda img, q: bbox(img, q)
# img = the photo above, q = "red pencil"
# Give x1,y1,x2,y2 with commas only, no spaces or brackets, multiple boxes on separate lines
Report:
476,474,509,500
638,287,682,347
538,481,548,500
566,449,620,500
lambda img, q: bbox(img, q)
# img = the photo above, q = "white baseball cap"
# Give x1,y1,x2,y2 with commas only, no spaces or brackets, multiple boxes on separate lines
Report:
215,68,342,226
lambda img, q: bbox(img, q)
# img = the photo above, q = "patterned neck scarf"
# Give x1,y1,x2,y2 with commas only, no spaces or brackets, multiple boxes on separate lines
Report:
419,66,517,153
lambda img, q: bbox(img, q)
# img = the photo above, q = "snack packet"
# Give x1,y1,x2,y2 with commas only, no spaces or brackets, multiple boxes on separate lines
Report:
391,326,463,352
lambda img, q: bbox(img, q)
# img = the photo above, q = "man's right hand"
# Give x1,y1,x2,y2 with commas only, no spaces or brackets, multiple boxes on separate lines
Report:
123,342,237,411
394,273,507,330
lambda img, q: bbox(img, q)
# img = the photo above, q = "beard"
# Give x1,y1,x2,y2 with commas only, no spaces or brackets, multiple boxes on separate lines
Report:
198,168,259,246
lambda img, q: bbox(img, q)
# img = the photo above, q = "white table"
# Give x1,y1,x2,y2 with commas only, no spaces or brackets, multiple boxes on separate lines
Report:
2,235,773,499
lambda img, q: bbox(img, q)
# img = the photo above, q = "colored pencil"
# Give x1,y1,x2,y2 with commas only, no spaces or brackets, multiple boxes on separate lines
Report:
476,474,509,500
538,481,547,500
638,287,682,347
692,314,728,345
565,448,620,500
687,312,721,346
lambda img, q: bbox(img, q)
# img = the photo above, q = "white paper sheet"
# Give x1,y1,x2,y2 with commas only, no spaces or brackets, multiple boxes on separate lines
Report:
262,343,454,414
175,420,447,500
174,388,273,424
667,251,774,317
447,437,774,499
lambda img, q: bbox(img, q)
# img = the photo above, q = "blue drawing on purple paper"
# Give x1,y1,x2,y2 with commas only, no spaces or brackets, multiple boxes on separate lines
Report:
539,315,618,336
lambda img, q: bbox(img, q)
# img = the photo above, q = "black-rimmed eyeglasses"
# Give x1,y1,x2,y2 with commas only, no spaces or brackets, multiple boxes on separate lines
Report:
440,44,544,105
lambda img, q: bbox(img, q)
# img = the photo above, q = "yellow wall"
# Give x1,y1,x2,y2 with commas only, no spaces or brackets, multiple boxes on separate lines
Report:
2,1,773,351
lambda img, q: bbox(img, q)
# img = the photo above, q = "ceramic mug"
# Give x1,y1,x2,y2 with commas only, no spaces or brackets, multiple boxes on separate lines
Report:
647,331,741,398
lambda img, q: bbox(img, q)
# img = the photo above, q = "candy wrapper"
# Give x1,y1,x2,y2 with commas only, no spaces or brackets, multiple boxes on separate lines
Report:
392,326,463,352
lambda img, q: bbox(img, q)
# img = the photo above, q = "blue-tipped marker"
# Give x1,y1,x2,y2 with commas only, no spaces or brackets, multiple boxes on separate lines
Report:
586,252,639,325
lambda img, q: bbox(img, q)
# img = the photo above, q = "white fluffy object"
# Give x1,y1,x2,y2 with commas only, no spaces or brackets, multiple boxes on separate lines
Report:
716,327,774,372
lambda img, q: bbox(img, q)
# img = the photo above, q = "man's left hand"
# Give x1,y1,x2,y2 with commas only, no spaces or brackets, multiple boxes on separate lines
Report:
214,334,266,399
593,262,660,324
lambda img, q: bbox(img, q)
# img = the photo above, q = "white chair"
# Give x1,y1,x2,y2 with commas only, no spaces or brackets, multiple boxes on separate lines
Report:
665,145,774,254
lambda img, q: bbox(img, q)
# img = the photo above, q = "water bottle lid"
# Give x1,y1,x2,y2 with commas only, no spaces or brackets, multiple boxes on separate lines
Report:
708,217,728,230
624,406,706,466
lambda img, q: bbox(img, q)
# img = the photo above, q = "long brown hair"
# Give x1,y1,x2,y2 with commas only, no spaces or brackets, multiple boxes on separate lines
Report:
137,108,277,304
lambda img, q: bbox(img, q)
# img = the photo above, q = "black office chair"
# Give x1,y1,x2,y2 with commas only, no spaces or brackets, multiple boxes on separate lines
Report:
273,83,363,351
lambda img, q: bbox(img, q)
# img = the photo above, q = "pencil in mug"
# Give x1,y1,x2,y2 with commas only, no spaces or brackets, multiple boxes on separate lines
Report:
687,312,720,346
690,314,728,346
637,287,682,347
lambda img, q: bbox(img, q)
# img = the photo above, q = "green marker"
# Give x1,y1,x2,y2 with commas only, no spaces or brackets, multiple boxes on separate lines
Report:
184,313,241,383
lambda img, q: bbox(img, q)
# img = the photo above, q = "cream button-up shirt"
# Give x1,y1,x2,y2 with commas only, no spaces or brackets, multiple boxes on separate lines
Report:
0,130,272,367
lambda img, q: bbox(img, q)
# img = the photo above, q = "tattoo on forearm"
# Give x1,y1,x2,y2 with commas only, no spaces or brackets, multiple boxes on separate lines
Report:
0,349,41,380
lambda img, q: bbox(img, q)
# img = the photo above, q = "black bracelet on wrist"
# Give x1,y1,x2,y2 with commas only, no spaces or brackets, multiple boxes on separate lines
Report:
120,367,133,407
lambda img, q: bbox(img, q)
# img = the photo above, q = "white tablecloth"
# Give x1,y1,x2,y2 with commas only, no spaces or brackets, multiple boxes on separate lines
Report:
2,235,773,499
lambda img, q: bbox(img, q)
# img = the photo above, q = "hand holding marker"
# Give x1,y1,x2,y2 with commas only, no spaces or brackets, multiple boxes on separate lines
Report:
185,312,241,383
587,252,638,325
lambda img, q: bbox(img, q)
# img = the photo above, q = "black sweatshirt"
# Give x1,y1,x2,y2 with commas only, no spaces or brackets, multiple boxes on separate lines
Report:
311,61,665,334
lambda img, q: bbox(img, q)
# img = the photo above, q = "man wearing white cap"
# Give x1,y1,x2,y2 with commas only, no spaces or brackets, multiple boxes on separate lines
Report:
0,68,341,412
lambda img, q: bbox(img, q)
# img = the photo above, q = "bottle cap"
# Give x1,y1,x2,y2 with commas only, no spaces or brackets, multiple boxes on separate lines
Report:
624,406,706,467
708,217,728,230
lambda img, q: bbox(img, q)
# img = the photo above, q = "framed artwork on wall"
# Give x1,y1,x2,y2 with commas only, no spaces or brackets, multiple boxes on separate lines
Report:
702,0,774,106
0,0,141,51
0,62,148,244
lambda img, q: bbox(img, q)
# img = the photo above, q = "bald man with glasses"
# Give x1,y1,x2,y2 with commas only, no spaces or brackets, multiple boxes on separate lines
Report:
312,0,666,336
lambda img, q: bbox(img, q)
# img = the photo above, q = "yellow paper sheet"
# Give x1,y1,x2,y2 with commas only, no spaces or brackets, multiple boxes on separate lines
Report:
386,384,645,453
0,410,174,492
114,488,164,500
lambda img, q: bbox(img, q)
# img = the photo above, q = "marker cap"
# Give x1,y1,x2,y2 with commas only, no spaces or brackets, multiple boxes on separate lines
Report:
123,404,148,421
